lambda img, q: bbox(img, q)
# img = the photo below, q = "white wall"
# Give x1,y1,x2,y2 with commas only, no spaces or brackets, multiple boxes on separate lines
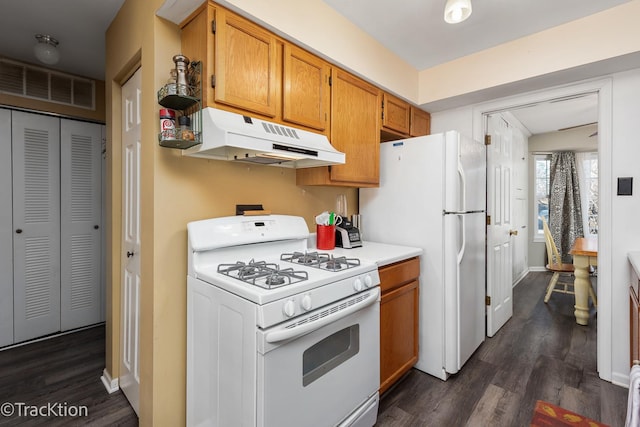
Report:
610,68,640,384
431,68,640,388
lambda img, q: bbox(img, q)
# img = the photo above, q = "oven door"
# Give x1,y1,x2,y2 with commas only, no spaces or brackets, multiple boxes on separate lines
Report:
257,287,380,427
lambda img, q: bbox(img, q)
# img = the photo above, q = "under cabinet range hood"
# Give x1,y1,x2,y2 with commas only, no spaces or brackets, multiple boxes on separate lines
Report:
184,107,345,168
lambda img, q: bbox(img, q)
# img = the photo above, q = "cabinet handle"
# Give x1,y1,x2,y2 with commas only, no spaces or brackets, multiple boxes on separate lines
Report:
94,225,100,229
127,251,134,258
15,229,22,234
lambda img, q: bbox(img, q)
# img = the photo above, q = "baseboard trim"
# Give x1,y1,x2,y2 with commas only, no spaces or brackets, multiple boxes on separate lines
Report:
611,371,630,389
101,368,119,394
513,270,529,286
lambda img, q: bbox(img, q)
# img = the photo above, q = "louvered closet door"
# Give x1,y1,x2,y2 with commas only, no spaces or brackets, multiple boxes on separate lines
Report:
0,109,13,347
12,111,61,343
60,119,102,331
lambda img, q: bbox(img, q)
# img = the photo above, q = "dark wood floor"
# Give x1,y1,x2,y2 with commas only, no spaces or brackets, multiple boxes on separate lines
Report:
376,271,628,427
0,272,628,426
0,325,137,426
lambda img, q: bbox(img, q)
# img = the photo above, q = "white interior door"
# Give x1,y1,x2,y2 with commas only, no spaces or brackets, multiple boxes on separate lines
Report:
120,68,141,415
60,119,103,330
0,109,13,347
486,113,514,337
511,129,528,282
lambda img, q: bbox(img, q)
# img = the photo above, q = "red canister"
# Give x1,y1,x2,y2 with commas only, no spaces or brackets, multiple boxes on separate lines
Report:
159,108,176,140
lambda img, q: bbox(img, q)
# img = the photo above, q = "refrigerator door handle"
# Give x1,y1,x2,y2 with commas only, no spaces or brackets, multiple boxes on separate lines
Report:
457,214,466,264
458,151,466,212
443,209,485,215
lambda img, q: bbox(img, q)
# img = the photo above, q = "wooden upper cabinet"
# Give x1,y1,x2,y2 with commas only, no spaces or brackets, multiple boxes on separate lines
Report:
283,45,329,131
380,92,431,141
382,92,410,135
329,69,381,185
296,68,381,187
212,8,278,117
410,106,431,137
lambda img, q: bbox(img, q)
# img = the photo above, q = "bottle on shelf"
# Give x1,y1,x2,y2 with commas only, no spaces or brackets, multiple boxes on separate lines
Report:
178,115,195,141
159,108,176,140
173,54,190,97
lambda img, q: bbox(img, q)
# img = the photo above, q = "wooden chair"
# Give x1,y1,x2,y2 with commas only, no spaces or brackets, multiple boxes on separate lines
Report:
541,218,597,306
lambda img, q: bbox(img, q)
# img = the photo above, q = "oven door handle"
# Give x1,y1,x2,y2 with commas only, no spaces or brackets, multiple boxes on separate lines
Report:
265,287,380,343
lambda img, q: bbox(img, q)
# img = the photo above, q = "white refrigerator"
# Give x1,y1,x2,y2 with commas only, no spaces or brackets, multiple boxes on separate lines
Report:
359,131,486,381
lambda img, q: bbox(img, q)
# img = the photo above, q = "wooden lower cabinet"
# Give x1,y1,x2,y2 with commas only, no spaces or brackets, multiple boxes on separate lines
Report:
631,287,640,365
379,257,420,394
631,262,640,366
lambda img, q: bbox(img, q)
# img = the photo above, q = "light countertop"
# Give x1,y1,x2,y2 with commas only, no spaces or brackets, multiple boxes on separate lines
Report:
308,235,422,268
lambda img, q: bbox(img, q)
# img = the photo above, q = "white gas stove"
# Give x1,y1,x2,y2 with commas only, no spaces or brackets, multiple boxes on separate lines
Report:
186,215,381,427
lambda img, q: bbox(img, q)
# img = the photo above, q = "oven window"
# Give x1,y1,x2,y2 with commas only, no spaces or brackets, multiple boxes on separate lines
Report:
302,325,359,387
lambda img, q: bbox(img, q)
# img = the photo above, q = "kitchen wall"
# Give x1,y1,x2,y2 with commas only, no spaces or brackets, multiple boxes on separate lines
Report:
527,125,598,268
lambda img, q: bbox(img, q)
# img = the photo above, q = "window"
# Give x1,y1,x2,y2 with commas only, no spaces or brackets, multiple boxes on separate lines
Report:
533,152,598,241
577,152,598,237
534,154,551,240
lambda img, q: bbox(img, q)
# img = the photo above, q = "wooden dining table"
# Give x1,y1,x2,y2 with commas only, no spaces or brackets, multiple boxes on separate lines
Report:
570,237,598,325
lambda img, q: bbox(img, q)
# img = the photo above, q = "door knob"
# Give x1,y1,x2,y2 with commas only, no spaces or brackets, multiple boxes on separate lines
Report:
15,229,22,234
127,251,134,258
509,229,518,236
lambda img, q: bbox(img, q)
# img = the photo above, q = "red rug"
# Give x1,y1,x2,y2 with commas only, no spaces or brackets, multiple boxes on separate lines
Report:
530,400,609,427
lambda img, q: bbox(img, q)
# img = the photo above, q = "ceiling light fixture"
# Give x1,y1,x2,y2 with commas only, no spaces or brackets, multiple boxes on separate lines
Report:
33,34,60,65
444,0,472,24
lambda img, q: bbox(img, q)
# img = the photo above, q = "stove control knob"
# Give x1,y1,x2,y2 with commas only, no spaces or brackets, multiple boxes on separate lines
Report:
283,300,296,317
301,295,313,311
364,275,373,288
353,278,364,292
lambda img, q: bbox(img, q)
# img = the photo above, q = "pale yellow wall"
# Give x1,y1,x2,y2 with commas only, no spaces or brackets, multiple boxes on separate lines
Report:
418,0,640,104
106,0,357,425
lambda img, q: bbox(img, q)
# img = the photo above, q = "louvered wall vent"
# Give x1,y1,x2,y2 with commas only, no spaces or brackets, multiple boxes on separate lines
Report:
0,58,95,110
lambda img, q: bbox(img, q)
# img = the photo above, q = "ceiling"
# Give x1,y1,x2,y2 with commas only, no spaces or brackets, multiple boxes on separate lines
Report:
0,0,632,135
0,0,125,82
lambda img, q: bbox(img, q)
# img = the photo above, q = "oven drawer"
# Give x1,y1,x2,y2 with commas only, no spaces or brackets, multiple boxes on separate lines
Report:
257,293,380,427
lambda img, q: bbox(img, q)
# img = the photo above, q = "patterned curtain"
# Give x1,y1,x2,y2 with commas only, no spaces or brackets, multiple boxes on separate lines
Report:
549,152,584,262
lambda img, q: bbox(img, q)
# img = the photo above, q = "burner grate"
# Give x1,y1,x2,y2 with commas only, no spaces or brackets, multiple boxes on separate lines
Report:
217,259,308,289
280,252,360,272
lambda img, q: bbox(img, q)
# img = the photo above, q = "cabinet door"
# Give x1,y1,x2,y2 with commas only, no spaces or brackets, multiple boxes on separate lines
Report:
283,44,330,132
12,111,61,343
60,120,103,331
0,109,12,347
382,93,410,135
380,280,419,394
410,107,431,137
330,69,381,184
213,8,278,117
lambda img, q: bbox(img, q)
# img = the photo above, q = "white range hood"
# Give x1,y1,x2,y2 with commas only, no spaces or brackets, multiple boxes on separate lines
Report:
183,108,345,168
